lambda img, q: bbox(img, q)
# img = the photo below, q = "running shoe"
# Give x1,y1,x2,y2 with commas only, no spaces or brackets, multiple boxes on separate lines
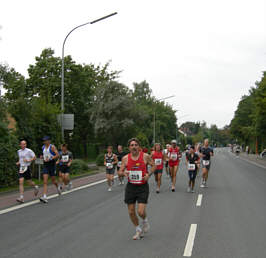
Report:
133,229,143,240
57,186,62,195
34,186,39,196
191,189,195,193
108,187,112,192
122,180,125,185
142,221,150,233
156,188,160,194
171,187,175,192
39,196,48,203
200,184,205,188
187,187,191,193
67,182,72,191
16,198,24,204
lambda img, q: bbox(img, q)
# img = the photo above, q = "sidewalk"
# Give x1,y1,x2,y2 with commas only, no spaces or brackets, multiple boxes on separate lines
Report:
0,168,107,211
239,153,266,168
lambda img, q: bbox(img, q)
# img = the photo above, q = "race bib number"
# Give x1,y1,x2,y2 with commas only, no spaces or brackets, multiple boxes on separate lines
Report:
62,155,69,162
171,153,177,160
128,170,142,184
19,166,28,173
117,161,122,167
44,155,50,161
106,163,113,169
188,163,196,170
155,159,162,166
203,160,210,166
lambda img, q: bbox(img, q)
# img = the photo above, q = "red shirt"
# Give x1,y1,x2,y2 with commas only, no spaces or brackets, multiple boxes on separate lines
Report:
152,151,164,170
169,147,180,166
126,152,148,185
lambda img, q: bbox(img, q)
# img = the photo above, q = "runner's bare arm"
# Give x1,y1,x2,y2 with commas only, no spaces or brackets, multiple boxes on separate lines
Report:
104,154,106,166
113,154,118,165
51,145,59,160
145,154,156,175
118,155,128,177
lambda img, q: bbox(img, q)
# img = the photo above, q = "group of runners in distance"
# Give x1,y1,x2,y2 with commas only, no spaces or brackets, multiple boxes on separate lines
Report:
15,136,213,240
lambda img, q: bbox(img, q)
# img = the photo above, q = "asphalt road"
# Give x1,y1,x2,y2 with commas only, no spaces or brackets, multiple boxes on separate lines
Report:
1,148,266,258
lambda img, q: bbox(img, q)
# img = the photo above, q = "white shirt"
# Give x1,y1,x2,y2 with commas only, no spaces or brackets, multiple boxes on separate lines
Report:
18,148,35,167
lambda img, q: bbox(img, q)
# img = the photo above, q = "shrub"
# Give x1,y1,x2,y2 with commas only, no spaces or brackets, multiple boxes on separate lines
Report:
71,159,89,175
96,153,105,166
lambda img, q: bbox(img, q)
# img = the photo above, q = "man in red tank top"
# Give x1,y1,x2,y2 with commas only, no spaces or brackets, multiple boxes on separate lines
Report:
118,138,156,240
168,140,182,192
151,143,166,193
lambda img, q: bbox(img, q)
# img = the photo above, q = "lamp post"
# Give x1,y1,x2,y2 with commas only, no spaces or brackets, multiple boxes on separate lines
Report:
61,12,117,139
153,95,175,144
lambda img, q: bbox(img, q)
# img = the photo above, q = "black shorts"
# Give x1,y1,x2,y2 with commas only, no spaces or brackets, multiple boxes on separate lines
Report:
154,169,163,175
18,166,32,180
165,161,169,168
124,182,149,204
59,165,70,174
106,168,115,175
43,161,56,177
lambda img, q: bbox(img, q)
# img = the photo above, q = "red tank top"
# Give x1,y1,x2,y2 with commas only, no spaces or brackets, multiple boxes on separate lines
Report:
152,151,163,170
169,147,180,164
126,152,148,185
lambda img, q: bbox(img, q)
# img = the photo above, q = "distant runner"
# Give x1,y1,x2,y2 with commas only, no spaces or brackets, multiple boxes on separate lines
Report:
16,140,39,203
199,139,214,188
151,143,165,193
104,146,118,192
57,144,73,192
116,145,127,185
185,146,200,193
39,136,60,203
168,140,182,192
164,144,170,177
119,138,156,240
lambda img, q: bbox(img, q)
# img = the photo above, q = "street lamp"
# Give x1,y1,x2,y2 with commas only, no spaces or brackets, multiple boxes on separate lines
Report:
153,95,175,144
61,12,118,139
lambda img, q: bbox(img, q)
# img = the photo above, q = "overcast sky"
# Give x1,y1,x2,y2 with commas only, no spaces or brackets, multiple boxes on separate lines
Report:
0,0,265,128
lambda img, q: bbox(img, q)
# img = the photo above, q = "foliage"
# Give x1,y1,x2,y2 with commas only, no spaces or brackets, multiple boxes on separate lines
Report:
71,159,90,175
96,153,105,166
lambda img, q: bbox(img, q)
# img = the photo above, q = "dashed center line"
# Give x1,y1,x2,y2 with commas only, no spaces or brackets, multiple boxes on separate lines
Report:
183,224,197,257
196,194,203,207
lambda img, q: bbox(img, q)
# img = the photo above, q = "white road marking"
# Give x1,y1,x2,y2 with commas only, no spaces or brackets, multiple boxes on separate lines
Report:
196,194,203,207
183,224,197,257
0,176,118,215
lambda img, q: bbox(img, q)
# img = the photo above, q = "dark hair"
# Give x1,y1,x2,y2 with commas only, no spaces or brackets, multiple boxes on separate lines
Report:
128,138,140,147
61,144,68,148
190,145,195,149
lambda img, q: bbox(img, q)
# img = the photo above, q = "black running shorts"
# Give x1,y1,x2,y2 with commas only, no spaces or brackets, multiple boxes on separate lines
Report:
124,182,149,204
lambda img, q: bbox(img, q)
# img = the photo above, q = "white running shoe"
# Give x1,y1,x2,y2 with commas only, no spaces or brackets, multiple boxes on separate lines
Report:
16,197,24,203
57,186,62,195
108,187,112,192
142,221,150,233
133,229,143,240
67,182,72,191
39,196,48,203
200,184,205,188
187,187,191,193
191,189,195,193
34,186,39,196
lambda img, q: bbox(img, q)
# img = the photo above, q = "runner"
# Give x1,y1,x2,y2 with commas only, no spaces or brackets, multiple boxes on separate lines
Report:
151,143,165,193
56,144,73,192
168,140,182,192
39,136,60,203
199,139,214,188
185,146,200,193
163,144,170,177
16,140,39,203
116,145,127,185
118,138,156,240
104,146,118,192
